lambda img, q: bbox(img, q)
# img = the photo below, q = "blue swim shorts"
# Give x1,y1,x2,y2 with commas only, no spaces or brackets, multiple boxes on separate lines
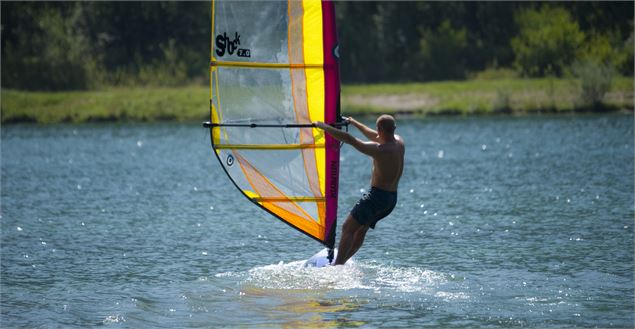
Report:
350,186,398,229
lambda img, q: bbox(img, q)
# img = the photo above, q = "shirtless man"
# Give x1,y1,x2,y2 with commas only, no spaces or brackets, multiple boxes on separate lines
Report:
315,114,405,265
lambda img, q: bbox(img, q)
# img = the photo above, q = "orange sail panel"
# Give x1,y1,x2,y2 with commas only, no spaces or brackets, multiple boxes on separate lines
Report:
208,0,341,248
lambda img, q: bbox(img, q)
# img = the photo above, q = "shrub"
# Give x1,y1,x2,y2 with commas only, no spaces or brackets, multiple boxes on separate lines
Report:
471,68,519,80
572,59,614,108
492,88,512,113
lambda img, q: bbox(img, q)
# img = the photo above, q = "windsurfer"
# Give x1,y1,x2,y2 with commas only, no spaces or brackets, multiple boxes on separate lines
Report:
315,115,405,265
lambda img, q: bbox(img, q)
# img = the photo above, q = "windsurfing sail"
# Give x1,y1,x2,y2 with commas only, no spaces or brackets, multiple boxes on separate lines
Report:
205,0,343,256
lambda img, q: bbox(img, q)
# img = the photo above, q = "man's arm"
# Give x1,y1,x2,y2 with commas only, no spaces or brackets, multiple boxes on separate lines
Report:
346,117,379,142
315,121,380,157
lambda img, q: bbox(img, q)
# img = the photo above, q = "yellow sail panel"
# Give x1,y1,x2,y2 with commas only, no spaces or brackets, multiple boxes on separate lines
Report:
264,201,324,240
288,0,327,227
302,0,327,199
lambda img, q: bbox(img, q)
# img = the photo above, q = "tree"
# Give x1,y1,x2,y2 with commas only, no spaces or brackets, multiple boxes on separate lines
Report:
417,20,467,81
511,5,585,77
1,3,94,90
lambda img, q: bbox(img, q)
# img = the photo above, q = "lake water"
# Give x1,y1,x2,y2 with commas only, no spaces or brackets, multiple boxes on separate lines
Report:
2,114,633,328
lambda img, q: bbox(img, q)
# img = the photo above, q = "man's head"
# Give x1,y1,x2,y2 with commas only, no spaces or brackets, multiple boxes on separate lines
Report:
376,114,396,137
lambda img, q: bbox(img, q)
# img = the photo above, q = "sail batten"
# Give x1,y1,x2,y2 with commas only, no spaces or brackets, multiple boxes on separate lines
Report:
252,197,326,202
211,61,326,69
214,144,325,150
207,0,341,248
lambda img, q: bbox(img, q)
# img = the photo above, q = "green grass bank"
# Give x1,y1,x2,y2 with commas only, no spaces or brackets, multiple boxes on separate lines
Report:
2,77,633,124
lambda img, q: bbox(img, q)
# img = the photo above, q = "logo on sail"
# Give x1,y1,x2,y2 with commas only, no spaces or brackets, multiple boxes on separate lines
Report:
329,159,338,198
215,32,251,58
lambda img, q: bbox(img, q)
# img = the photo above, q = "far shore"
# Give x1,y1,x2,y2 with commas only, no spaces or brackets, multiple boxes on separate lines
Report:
2,77,633,124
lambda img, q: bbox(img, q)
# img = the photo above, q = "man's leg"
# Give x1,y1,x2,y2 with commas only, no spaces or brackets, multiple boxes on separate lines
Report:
334,214,360,265
335,214,369,265
344,225,369,263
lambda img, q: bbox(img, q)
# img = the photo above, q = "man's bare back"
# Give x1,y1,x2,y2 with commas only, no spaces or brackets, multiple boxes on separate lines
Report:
370,135,404,192
315,114,405,265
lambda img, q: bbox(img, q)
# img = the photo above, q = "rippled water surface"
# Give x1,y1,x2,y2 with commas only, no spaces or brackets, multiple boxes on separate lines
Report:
2,115,633,328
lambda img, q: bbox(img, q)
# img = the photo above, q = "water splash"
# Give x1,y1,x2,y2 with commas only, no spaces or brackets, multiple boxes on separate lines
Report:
364,262,448,293
216,260,450,295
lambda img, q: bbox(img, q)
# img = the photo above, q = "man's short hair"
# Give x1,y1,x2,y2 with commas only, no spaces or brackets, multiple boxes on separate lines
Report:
377,114,396,134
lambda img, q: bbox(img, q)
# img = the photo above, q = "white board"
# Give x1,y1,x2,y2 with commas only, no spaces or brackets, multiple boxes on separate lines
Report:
303,248,355,267
304,248,335,267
